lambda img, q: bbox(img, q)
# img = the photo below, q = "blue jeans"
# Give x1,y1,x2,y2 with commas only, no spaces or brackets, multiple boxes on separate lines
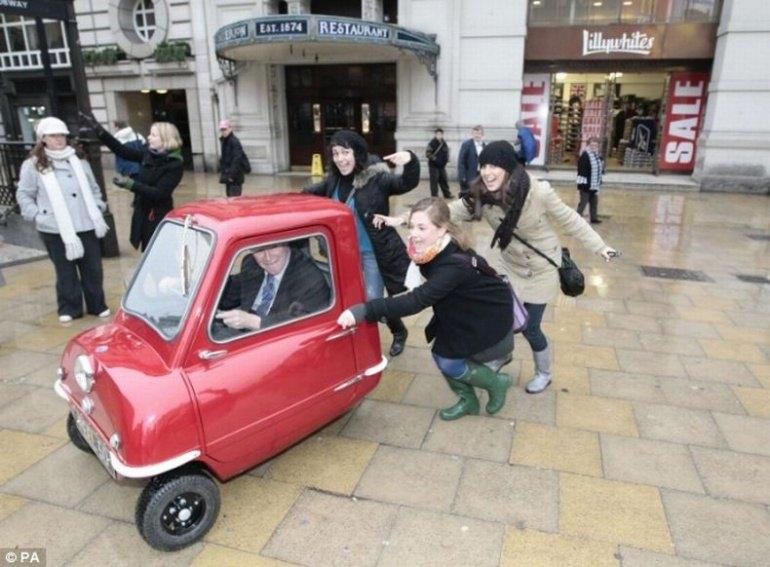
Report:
522,302,548,352
362,251,385,301
432,353,468,379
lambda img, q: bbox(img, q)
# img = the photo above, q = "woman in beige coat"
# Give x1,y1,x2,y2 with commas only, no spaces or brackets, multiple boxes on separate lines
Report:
377,140,617,394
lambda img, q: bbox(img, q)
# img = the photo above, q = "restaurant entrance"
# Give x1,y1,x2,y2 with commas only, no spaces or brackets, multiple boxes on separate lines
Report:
285,64,396,167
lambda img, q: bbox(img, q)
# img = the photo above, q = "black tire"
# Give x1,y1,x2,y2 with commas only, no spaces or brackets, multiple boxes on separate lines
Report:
66,413,94,454
135,469,220,551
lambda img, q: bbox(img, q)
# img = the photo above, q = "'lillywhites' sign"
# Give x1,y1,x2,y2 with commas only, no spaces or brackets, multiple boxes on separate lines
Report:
582,30,655,56
318,18,390,40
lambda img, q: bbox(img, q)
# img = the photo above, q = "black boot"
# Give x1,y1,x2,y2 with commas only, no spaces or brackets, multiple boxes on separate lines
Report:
386,317,408,357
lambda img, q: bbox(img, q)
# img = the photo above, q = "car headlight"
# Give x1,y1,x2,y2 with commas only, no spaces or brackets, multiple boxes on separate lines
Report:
74,355,95,393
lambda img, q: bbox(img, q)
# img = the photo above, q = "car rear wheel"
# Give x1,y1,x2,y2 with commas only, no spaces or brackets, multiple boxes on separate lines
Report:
135,468,220,551
66,413,93,454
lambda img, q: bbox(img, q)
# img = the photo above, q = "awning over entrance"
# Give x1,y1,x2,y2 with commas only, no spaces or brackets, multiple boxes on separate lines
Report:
214,15,439,81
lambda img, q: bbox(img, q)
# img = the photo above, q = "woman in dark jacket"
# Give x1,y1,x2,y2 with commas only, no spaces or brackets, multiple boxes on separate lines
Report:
304,130,419,356
576,136,604,223
339,197,514,420
80,112,184,251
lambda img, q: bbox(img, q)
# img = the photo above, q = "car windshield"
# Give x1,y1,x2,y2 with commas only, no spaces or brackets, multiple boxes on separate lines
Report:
123,220,213,339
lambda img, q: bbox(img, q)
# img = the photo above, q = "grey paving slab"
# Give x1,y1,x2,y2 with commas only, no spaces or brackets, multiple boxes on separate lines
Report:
712,412,770,457
262,490,397,567
690,446,770,505
77,480,146,523
401,372,459,409
618,546,724,567
0,387,66,433
637,333,704,356
494,388,556,425
680,356,758,386
662,491,770,567
659,319,720,339
68,522,204,567
0,501,111,566
616,349,687,378
589,369,666,403
0,382,36,410
658,377,745,414
452,459,558,532
354,445,463,512
378,507,504,567
341,399,435,449
601,434,705,493
2,444,110,508
633,402,726,448
422,414,515,462
605,312,661,333
581,326,642,350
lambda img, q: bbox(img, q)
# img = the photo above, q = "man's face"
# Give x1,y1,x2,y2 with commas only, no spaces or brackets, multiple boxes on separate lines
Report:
220,127,232,138
472,128,484,142
435,131,444,141
254,245,290,276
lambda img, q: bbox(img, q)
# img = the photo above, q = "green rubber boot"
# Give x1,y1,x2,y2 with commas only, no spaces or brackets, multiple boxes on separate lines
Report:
460,362,512,415
439,375,480,421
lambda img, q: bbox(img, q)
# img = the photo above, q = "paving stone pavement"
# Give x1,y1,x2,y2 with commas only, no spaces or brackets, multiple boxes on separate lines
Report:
0,171,769,566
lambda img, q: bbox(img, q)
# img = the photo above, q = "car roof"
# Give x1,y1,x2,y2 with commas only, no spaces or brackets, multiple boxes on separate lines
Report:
167,193,352,241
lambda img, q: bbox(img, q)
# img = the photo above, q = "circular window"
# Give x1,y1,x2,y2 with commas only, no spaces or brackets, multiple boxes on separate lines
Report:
110,0,168,58
133,0,156,43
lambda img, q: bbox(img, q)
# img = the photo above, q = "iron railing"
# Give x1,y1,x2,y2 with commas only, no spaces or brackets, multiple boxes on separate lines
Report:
0,141,34,209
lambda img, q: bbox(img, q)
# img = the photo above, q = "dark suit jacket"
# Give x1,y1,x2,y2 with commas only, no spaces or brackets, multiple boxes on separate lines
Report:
219,248,331,329
457,138,485,186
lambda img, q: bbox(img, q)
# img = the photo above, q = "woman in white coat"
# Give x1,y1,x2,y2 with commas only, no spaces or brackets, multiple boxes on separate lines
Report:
16,117,111,323
377,141,617,394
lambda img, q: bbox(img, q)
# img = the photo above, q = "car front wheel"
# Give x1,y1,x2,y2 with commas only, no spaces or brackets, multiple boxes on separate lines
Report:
66,413,93,454
135,468,220,551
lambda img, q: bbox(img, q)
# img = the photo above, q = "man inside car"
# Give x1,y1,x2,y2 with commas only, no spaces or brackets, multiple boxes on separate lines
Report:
215,242,331,335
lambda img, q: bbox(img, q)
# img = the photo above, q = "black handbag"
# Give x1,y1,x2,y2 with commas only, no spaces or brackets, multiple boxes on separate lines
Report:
512,234,585,297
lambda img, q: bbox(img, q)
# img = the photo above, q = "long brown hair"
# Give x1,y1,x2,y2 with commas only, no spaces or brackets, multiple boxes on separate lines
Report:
29,139,84,172
408,197,470,250
465,164,530,250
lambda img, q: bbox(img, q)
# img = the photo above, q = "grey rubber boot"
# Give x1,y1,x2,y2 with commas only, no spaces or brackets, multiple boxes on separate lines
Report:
525,341,552,394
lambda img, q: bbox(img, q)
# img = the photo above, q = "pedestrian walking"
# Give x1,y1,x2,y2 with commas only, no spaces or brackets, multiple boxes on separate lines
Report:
218,119,250,197
340,197,514,420
304,130,419,357
514,120,538,165
112,120,145,178
457,125,485,198
426,128,452,198
80,112,184,251
576,136,605,224
16,117,111,323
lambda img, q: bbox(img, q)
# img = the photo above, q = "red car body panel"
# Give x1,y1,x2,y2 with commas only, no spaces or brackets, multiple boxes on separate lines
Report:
56,194,383,481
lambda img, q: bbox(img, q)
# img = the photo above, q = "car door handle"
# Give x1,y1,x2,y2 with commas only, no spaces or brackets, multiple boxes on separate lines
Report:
199,349,227,361
325,327,356,342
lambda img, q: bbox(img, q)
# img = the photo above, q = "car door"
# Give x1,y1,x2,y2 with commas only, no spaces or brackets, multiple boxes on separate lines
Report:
183,229,360,467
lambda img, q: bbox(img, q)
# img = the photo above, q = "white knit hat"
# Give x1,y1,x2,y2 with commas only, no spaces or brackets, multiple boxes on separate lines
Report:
35,117,69,137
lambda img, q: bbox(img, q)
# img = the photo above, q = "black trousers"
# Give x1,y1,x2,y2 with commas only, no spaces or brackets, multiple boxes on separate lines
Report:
576,189,599,221
40,230,107,318
225,183,243,197
428,165,451,198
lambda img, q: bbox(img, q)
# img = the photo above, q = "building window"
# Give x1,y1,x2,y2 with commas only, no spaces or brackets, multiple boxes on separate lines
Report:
133,0,157,43
528,0,720,25
0,14,70,71
668,0,721,22
310,0,362,19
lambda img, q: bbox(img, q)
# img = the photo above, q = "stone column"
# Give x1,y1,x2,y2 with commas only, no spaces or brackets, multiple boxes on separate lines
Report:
362,0,384,22
287,0,310,14
694,0,770,193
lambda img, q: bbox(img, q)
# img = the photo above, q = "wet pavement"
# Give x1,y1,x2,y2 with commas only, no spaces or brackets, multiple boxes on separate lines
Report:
0,171,769,566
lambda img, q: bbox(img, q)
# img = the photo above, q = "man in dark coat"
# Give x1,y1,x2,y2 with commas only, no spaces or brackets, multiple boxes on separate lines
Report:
457,125,485,198
426,128,452,198
215,243,330,336
218,119,250,197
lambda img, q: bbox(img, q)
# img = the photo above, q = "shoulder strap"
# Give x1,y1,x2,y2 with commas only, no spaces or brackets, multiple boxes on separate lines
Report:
451,252,500,279
511,233,559,268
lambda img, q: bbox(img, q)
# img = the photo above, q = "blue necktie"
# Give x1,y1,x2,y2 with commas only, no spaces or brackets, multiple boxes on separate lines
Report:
254,275,275,317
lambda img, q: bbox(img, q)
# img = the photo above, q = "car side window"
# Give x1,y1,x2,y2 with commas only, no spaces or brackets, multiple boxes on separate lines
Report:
211,235,334,341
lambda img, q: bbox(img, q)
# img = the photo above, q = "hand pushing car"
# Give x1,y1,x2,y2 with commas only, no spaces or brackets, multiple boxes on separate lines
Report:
54,195,386,551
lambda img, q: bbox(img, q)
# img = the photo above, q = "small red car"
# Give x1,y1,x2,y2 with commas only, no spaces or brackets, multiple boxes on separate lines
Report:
54,195,386,550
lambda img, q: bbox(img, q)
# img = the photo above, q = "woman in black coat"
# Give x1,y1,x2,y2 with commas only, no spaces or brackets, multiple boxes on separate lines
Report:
80,113,184,251
338,197,514,420
304,130,419,356
576,136,605,224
